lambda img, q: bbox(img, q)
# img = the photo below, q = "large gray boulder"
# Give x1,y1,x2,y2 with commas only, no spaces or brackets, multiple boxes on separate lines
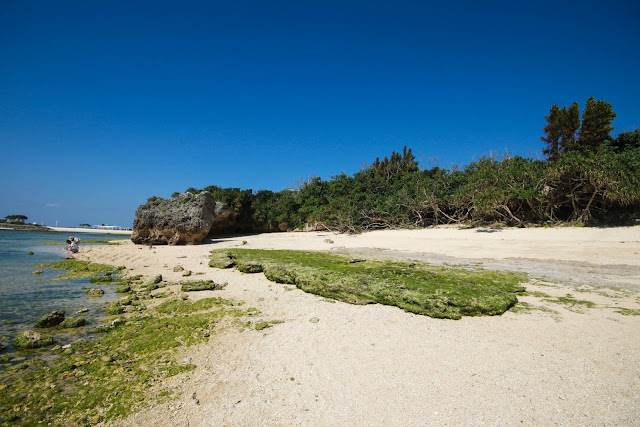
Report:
132,192,219,245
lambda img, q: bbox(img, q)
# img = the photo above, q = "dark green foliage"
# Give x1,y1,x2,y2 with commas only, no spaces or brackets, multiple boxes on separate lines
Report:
371,146,419,179
542,102,581,160
188,143,639,230
578,97,616,152
4,214,28,223
173,100,635,231
211,249,527,319
611,129,640,153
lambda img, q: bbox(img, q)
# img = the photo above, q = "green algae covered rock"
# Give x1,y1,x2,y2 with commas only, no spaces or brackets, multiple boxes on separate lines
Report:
86,288,105,297
13,331,54,349
144,274,162,287
90,275,113,284
104,302,124,316
180,280,224,292
34,310,65,328
208,251,235,269
60,317,86,328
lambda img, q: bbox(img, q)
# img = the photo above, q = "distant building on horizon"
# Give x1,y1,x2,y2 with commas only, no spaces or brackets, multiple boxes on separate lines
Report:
91,224,131,230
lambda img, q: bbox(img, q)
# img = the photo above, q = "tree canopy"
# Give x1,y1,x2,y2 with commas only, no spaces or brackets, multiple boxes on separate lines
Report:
5,215,28,223
542,98,616,159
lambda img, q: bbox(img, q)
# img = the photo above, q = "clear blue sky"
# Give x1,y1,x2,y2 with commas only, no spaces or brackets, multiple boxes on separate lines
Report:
1,0,638,227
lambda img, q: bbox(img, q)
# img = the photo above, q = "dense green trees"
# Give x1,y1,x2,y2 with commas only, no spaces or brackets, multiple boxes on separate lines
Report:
542,102,581,160
167,99,637,231
4,215,28,223
542,98,616,159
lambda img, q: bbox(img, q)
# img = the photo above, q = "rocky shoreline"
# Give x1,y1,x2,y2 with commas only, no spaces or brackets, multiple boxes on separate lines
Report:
0,224,53,231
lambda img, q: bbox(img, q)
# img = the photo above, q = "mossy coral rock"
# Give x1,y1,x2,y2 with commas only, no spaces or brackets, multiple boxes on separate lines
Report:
60,317,86,328
13,331,54,349
34,310,65,328
86,288,105,297
145,274,162,286
116,284,132,293
104,302,124,316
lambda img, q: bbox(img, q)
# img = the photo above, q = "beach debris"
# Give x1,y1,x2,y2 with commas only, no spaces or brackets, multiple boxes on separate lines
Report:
76,308,89,314
33,270,43,275
62,344,72,349
242,240,248,245
309,317,320,323
192,392,200,405
13,330,54,349
60,317,86,328
183,356,192,363
111,318,125,327
86,288,105,297
34,310,66,328
323,239,334,244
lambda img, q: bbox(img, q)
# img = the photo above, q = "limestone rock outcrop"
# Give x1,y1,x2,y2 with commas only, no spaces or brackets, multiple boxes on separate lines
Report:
34,310,65,328
132,192,220,245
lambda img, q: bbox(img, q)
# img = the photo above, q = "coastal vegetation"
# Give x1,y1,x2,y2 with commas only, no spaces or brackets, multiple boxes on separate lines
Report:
2,215,28,224
209,249,528,319
157,99,639,233
1,260,253,425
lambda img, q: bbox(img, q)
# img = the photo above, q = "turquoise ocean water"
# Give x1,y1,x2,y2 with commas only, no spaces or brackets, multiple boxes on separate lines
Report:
0,229,128,354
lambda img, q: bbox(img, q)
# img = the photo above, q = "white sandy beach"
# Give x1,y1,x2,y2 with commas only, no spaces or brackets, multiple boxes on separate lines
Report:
76,226,640,426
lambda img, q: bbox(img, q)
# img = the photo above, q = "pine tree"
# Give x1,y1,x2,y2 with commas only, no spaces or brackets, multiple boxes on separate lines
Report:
577,97,616,153
561,102,580,152
542,104,563,160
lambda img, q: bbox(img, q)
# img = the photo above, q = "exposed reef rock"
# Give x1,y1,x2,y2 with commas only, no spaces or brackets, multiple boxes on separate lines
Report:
13,331,54,349
34,310,65,328
131,192,220,245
